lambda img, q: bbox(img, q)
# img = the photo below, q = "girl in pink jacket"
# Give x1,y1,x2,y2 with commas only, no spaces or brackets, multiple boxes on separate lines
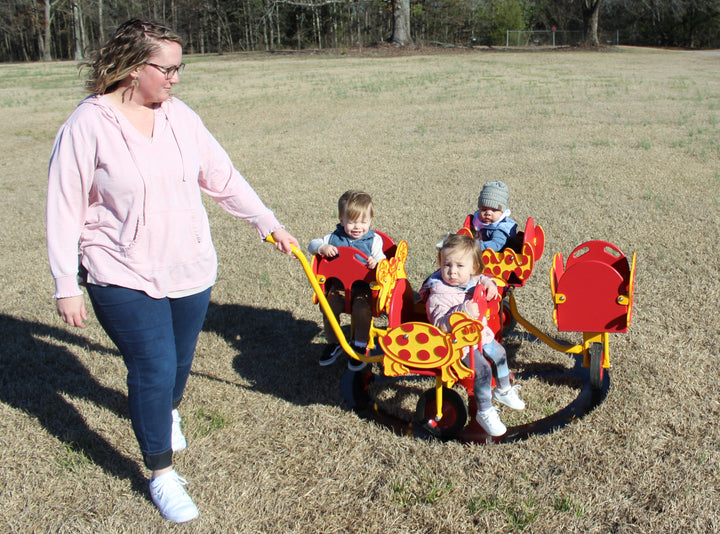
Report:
46,19,297,523
420,234,524,437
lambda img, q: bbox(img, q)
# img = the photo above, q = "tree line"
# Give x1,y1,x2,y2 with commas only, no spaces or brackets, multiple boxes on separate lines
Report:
2,0,719,63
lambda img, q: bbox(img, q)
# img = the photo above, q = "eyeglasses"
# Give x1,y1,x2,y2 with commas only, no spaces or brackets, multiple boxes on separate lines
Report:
145,62,185,79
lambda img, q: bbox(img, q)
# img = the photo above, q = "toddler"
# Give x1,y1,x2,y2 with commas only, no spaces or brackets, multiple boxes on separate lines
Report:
420,234,524,436
471,180,518,252
308,190,386,370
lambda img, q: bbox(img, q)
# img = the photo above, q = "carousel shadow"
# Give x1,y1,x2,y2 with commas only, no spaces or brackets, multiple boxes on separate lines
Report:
341,338,609,444
0,314,147,495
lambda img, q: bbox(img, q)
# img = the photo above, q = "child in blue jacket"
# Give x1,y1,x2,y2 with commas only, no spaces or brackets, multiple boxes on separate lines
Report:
470,181,518,252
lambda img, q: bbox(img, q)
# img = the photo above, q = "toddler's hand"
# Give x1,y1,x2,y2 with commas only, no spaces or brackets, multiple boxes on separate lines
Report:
366,257,378,269
319,244,339,258
464,301,480,319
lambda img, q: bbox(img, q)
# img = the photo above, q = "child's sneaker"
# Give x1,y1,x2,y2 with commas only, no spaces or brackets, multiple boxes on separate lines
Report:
171,409,187,452
476,407,507,436
319,343,341,366
347,342,367,371
493,385,525,410
149,470,199,523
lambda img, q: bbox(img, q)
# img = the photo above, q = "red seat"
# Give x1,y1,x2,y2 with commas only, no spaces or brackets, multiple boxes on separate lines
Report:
551,241,636,333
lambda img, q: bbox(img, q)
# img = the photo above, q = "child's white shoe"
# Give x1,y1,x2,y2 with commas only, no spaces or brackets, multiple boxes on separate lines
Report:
476,407,507,436
493,385,525,410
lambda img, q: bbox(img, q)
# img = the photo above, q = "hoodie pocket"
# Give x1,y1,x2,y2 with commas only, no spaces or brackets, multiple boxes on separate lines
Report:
122,208,210,269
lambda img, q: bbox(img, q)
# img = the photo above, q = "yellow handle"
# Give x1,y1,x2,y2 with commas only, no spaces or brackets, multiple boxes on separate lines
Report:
265,235,377,364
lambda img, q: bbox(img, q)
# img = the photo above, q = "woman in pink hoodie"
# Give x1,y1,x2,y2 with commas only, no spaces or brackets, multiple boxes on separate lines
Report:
46,19,297,523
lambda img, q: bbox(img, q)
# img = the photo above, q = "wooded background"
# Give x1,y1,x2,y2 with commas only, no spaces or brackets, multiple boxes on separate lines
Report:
2,0,719,63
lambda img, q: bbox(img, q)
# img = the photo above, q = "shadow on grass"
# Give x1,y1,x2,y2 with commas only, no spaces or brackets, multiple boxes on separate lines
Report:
343,330,609,444
0,313,147,495
201,303,610,443
201,302,350,406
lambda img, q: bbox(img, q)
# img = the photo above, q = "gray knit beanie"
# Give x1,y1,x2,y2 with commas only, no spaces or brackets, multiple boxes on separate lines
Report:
478,180,509,211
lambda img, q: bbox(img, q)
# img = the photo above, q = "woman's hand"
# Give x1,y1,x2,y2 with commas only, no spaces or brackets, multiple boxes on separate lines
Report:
271,228,300,255
56,295,87,328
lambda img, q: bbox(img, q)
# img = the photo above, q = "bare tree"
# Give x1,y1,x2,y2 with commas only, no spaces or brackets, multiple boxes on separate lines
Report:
71,1,86,59
97,0,104,43
390,0,412,45
43,0,65,60
5,0,720,62
582,0,602,45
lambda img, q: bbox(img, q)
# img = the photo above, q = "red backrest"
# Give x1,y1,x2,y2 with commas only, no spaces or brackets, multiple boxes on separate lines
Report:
553,241,633,333
565,241,630,283
311,230,397,314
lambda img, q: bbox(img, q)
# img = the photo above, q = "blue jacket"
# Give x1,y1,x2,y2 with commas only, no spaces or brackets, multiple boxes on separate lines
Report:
472,211,518,252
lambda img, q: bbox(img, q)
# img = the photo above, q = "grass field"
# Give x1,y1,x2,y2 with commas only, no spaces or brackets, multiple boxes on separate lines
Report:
1,46,719,532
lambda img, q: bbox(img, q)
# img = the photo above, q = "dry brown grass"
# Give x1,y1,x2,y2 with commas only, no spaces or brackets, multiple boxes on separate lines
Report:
1,46,719,532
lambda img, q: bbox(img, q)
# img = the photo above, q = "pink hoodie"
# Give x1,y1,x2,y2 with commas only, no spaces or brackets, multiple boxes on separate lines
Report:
47,95,282,299
420,271,495,346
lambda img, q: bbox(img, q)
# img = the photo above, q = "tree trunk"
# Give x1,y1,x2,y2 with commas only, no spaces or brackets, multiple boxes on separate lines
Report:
72,2,85,60
276,4,281,48
98,0,105,44
390,0,412,46
32,2,44,60
43,0,53,61
314,7,321,48
216,0,222,53
582,0,601,46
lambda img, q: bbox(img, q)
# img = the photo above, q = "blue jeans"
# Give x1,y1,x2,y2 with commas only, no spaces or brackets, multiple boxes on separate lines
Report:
86,284,211,470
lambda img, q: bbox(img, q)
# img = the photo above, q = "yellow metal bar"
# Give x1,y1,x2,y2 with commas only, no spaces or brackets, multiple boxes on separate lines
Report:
434,375,444,421
578,332,612,368
266,235,381,364
507,289,583,355
603,332,611,369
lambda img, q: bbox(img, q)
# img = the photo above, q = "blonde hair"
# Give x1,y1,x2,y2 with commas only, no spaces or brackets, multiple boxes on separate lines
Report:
82,18,185,94
338,190,374,221
437,234,483,274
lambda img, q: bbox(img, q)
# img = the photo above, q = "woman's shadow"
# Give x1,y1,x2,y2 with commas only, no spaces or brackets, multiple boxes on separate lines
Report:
0,313,147,494
1,303,342,495
202,302,350,407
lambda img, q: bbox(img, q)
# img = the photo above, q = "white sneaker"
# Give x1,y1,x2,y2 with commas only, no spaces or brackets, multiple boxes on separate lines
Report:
171,409,187,452
149,470,199,523
476,407,507,436
493,385,525,410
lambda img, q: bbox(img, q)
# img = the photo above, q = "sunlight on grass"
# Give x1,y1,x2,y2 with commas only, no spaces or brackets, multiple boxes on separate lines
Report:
467,493,540,531
193,408,230,437
3,47,720,533
392,471,454,506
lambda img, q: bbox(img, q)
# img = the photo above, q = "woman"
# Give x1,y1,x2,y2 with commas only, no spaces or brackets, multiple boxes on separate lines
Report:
46,19,298,523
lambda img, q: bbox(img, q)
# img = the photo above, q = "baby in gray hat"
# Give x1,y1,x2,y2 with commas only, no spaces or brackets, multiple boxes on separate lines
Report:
471,181,518,251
